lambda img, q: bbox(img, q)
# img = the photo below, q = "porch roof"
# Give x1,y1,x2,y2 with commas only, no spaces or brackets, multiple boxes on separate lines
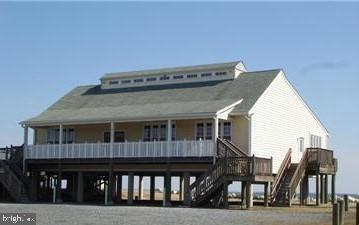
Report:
22,69,281,126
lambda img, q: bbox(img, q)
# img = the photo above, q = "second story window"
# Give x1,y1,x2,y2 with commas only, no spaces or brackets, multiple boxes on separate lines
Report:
160,75,170,81
109,80,119,85
121,80,131,84
173,75,184,80
134,78,144,83
310,135,322,148
201,73,212,78
47,128,75,144
215,71,227,76
187,74,198,79
146,77,157,82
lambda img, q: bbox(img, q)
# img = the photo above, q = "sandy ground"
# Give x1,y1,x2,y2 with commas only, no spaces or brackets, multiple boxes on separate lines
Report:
0,203,357,225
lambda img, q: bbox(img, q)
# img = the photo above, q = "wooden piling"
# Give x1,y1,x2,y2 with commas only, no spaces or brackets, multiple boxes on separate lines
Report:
338,200,344,225
344,195,349,212
333,203,339,225
356,202,359,225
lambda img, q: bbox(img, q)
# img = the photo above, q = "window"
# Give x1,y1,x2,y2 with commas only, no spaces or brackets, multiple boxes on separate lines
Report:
160,124,167,141
160,75,170,81
173,75,184,80
201,73,212,78
223,122,231,140
47,128,75,144
109,80,119,85
310,135,322,148
187,74,197,79
143,125,151,142
205,123,212,140
146,77,157,82
152,125,159,141
196,123,204,140
104,131,125,143
298,137,304,152
134,78,144,83
215,71,227,76
171,124,176,141
121,80,131,84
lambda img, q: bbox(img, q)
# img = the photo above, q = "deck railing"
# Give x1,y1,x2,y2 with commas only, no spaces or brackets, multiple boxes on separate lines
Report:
25,140,214,159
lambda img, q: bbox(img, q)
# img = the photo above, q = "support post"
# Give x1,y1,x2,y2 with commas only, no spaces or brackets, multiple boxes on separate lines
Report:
179,176,184,201
164,171,171,207
316,173,320,206
324,175,328,204
110,122,114,158
30,171,38,201
338,200,344,225
150,176,155,201
302,175,309,205
107,165,114,205
332,174,336,204
241,181,246,208
264,182,270,207
23,126,29,173
77,171,83,203
213,116,219,164
56,164,63,203
246,181,252,208
356,202,359,225
222,180,229,209
117,175,122,202
320,174,324,204
344,195,349,212
183,172,190,206
138,175,144,200
333,203,339,225
127,173,134,205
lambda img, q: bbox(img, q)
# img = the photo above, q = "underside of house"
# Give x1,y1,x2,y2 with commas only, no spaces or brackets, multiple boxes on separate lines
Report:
0,61,337,208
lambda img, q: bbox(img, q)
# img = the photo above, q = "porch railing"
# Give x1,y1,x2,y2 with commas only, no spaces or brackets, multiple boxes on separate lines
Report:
25,140,214,159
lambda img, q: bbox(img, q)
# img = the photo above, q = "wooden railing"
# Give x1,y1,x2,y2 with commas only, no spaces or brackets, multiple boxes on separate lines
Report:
288,149,309,204
0,160,25,201
217,138,248,158
307,148,334,167
271,149,291,200
26,140,214,159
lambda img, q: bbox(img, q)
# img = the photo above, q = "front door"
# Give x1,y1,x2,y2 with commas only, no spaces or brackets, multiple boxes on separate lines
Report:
298,137,305,160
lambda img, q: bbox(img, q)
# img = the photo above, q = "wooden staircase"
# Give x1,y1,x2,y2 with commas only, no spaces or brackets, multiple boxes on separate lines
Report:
190,138,272,208
0,146,31,202
271,148,337,206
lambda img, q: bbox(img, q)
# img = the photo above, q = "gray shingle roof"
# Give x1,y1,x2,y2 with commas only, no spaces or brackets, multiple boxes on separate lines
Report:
23,69,281,126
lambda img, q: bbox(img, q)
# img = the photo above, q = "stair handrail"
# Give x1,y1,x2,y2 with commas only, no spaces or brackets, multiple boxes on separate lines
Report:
217,138,246,158
288,149,309,201
271,149,292,199
222,139,249,157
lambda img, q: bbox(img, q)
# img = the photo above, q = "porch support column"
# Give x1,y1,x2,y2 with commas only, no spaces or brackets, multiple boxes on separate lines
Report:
320,174,324,204
264,182,270,207
117,175,122,202
167,120,172,157
56,164,63,203
23,126,29,173
127,172,134,205
107,164,114,205
33,128,38,145
301,175,309,205
246,181,252,208
316,173,320,206
150,176,155,201
241,181,246,207
30,171,38,201
332,174,336,204
179,176,184,201
324,174,328,204
213,116,219,164
110,122,114,158
222,180,229,209
138,175,144,200
183,172,191,206
77,171,84,203
164,171,171,207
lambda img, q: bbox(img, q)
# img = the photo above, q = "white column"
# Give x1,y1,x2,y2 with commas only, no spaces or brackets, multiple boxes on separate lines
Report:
213,116,219,164
167,120,172,157
110,122,115,158
59,124,63,159
23,126,29,173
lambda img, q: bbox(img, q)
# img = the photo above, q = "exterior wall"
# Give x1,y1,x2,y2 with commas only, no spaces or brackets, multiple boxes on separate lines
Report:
250,71,328,173
231,116,249,154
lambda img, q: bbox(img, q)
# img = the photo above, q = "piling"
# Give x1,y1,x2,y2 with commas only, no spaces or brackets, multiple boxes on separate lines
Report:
338,200,344,225
332,203,339,225
344,195,349,212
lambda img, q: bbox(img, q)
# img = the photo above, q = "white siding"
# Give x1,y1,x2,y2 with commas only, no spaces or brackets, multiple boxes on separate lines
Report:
249,71,328,173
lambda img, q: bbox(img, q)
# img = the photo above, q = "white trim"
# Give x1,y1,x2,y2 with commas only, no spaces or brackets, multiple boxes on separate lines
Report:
216,99,243,116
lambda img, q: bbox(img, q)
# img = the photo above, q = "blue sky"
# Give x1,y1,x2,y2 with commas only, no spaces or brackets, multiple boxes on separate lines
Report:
0,2,358,193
